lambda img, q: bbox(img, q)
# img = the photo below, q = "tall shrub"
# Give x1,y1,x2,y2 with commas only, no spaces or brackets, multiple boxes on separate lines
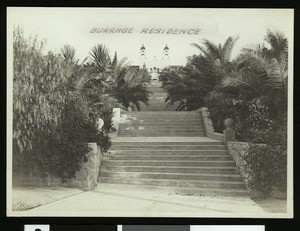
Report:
12,28,111,182
243,118,287,196
13,27,71,161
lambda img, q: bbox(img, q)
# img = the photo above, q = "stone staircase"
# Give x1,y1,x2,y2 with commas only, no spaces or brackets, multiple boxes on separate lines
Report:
140,81,179,111
117,111,206,137
98,82,248,196
99,141,247,196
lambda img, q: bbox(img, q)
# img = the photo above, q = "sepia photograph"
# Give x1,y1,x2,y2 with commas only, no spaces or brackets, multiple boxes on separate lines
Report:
6,7,293,217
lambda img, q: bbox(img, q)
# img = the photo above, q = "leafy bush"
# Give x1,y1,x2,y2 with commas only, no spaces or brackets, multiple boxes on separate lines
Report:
88,94,120,133
13,27,71,154
12,28,112,183
48,93,94,181
243,119,287,196
207,97,271,143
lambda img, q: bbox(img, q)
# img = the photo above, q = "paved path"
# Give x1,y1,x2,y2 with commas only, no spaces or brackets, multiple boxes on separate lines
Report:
15,183,270,217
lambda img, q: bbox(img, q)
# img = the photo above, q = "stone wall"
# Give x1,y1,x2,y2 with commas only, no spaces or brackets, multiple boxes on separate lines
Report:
227,141,250,180
13,142,102,191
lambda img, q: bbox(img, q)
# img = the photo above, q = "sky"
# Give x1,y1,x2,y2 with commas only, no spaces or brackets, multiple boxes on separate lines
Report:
7,8,293,66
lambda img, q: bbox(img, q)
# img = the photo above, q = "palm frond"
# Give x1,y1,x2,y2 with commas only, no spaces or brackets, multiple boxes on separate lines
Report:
61,44,77,64
191,43,209,57
222,36,239,62
267,58,286,90
202,39,222,61
240,52,271,83
90,44,112,73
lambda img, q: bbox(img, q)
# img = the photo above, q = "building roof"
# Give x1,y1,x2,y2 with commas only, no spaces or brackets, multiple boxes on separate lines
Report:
140,44,146,51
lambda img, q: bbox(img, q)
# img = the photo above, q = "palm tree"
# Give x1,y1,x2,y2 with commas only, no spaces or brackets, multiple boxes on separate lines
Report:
61,44,78,64
60,45,88,91
160,54,226,111
192,36,239,65
264,29,288,62
111,51,118,68
75,44,113,97
159,37,239,111
109,60,151,110
218,31,288,116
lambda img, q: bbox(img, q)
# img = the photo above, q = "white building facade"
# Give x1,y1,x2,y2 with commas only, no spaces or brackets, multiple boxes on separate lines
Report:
139,44,170,80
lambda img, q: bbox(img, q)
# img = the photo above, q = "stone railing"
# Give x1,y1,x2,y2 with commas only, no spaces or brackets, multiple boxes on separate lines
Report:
109,108,121,138
197,107,224,142
13,142,103,191
197,107,285,198
197,107,237,143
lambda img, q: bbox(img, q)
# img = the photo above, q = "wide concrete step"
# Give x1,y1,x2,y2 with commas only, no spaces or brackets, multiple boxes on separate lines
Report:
99,177,246,190
124,116,201,122
119,122,204,125
124,111,199,115
119,124,204,128
118,133,205,136
112,142,224,146
118,129,205,132
110,145,227,150
122,115,200,118
117,134,206,137
121,114,201,119
119,122,203,126
99,171,243,182
118,132,206,137
104,154,231,161
119,128,206,133
101,182,248,197
102,160,236,167
100,166,239,174
109,150,229,155
120,123,205,130
119,125,204,129
121,120,203,123
123,113,200,116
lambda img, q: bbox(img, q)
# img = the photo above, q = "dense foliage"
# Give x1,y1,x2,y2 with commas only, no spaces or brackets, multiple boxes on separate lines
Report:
13,28,151,182
13,28,70,153
244,118,287,196
159,30,288,196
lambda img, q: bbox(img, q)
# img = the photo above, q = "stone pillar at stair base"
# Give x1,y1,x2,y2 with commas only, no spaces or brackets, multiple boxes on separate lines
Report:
71,142,102,190
223,118,236,142
223,128,236,142
13,143,102,191
110,108,121,138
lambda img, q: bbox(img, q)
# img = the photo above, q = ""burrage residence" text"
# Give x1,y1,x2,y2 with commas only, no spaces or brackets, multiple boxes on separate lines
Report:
90,27,201,35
